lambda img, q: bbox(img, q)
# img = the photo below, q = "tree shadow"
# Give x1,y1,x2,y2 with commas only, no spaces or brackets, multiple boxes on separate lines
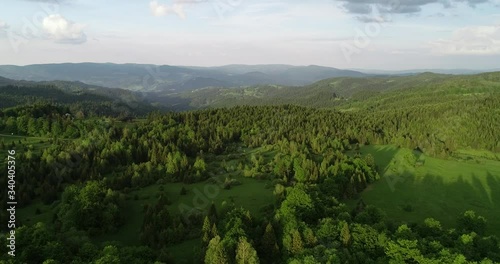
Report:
366,145,400,175
363,169,500,237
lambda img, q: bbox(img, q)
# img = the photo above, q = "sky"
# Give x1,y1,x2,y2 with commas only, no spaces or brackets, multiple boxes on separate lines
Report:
0,0,499,70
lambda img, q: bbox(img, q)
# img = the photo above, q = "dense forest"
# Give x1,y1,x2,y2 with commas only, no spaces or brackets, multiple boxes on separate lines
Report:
1,72,499,263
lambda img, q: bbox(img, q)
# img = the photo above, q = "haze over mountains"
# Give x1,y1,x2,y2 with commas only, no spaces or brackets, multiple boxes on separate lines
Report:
0,63,368,92
1,63,497,94
2,62,500,111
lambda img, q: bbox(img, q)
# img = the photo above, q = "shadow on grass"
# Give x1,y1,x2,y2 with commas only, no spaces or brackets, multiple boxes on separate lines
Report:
360,145,400,175
367,169,500,236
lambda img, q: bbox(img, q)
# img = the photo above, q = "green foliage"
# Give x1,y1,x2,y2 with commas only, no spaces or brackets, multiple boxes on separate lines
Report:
94,245,121,264
260,223,280,261
235,237,260,264
205,236,229,264
57,181,123,235
457,210,487,235
3,74,500,264
340,221,351,247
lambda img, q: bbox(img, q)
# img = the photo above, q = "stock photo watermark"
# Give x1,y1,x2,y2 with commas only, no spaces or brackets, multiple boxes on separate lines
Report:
178,175,226,224
339,0,402,63
4,0,62,53
151,0,243,20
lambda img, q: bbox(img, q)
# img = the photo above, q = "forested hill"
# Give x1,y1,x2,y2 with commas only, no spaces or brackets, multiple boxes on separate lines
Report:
0,76,156,117
1,104,499,263
1,70,499,263
174,71,500,109
160,71,500,156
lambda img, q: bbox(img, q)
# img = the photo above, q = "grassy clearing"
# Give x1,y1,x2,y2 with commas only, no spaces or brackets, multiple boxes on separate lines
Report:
95,173,273,246
0,134,63,153
95,146,275,246
16,143,275,247
0,134,48,146
348,145,500,237
17,200,57,227
453,149,500,161
19,145,275,249
0,134,52,168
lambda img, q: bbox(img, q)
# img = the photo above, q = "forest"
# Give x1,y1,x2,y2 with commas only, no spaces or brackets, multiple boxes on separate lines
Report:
0,72,499,264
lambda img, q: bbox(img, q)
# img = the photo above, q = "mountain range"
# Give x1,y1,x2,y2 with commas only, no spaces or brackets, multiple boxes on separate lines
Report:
0,63,367,92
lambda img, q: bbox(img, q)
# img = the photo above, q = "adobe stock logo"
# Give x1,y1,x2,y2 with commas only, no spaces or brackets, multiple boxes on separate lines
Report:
3,0,62,53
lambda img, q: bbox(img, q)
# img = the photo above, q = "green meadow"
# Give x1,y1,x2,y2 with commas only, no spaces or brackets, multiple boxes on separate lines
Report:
349,145,500,237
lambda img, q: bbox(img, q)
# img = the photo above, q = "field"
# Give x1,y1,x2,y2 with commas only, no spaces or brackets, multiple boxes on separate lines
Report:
348,145,500,237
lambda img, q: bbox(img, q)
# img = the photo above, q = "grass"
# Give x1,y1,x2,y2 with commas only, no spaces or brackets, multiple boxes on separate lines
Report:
0,134,66,156
0,134,52,170
453,149,500,161
17,200,57,226
94,173,273,246
348,145,500,237
0,134,48,146
94,145,275,247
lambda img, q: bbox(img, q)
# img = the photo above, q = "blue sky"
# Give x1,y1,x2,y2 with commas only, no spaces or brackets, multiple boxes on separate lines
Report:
0,0,499,70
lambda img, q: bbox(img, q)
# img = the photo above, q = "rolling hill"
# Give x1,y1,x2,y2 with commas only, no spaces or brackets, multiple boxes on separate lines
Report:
0,76,156,116
167,71,500,109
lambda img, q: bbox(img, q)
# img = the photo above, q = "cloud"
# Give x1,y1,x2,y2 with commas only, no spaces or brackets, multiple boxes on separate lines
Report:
42,14,86,44
356,15,391,23
430,24,500,55
343,3,374,14
21,0,65,2
456,0,489,7
336,0,491,20
0,20,9,30
149,0,186,19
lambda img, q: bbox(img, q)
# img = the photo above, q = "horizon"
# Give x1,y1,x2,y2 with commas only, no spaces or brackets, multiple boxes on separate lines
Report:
0,62,499,73
1,0,500,69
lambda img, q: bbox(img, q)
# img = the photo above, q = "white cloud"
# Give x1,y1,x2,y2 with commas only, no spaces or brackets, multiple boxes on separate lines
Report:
430,25,500,55
42,14,86,44
150,0,187,19
0,19,8,30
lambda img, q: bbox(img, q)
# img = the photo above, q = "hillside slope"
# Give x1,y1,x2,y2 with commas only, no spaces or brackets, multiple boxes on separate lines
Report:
0,76,155,116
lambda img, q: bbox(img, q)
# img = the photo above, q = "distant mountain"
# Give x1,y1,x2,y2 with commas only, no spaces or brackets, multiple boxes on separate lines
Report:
0,76,16,86
0,63,368,92
203,64,367,85
279,65,366,85
351,68,500,75
206,64,296,75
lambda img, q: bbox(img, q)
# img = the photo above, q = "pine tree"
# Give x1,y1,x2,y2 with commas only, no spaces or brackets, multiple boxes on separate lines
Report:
340,221,351,247
290,229,304,255
202,216,212,247
208,202,218,222
180,186,187,195
204,236,229,264
211,223,219,239
261,223,279,261
235,237,260,264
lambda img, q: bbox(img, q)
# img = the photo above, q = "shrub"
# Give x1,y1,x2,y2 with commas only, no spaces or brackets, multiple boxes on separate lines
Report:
180,186,187,195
